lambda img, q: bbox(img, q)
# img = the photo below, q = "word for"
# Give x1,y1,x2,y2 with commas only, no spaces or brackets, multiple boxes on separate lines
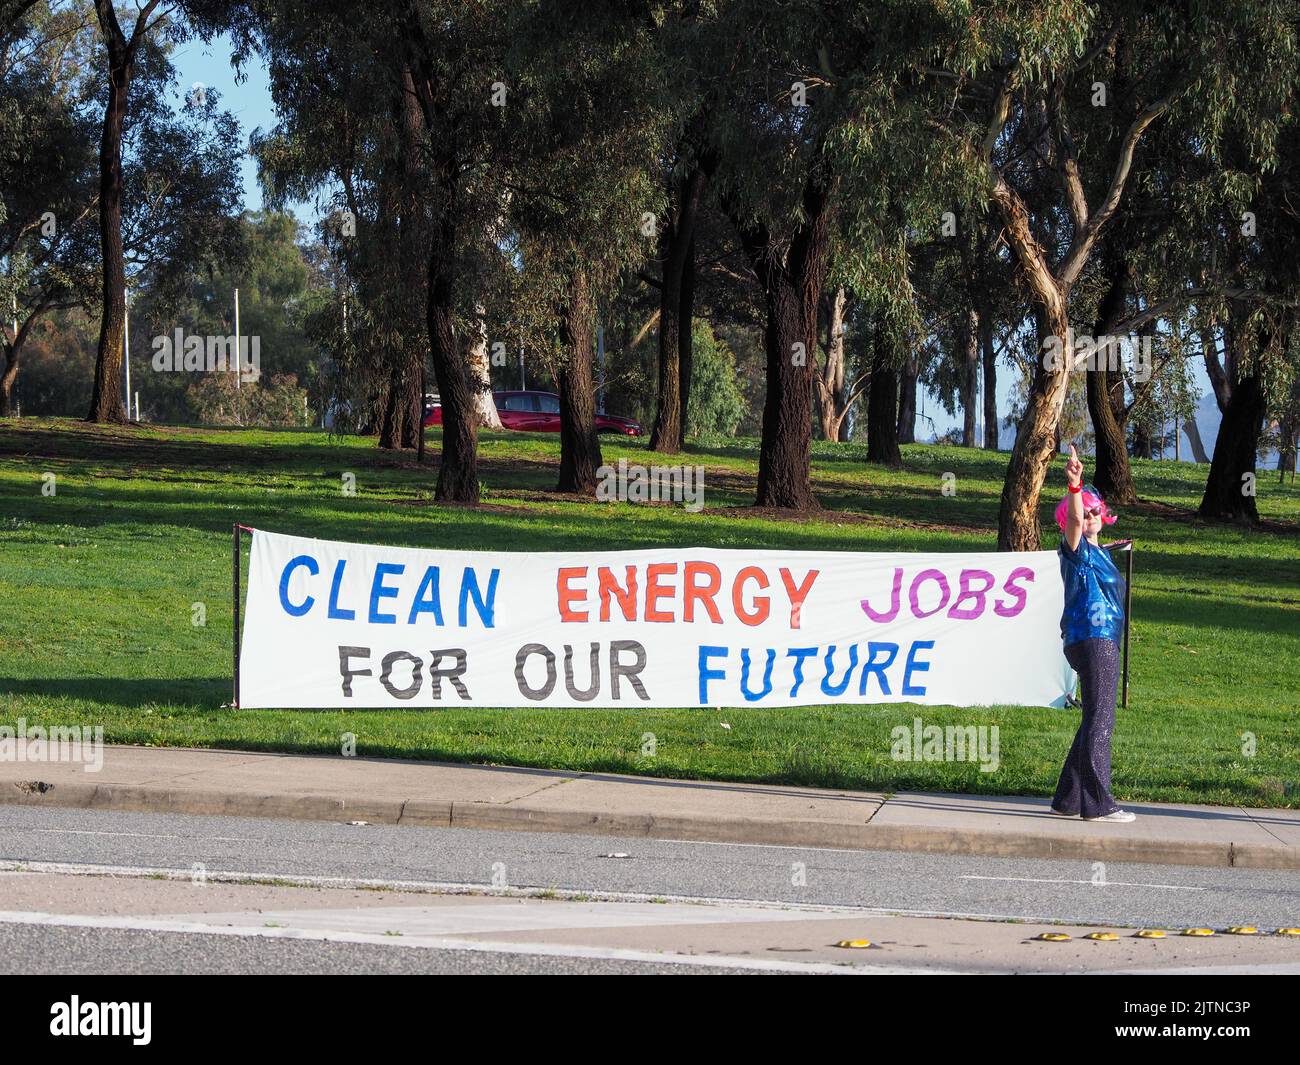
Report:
336,640,650,703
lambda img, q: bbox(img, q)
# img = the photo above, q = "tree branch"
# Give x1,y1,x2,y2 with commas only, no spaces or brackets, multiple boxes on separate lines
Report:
1059,95,1173,285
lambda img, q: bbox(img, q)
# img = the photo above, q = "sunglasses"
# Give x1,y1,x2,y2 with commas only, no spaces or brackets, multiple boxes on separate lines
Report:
1084,507,1103,518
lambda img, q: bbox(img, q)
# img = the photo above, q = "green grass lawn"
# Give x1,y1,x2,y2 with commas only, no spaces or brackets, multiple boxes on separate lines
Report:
1,417,1297,807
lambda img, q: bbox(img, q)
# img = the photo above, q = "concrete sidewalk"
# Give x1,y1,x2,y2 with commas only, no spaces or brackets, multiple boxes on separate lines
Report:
1,745,1297,870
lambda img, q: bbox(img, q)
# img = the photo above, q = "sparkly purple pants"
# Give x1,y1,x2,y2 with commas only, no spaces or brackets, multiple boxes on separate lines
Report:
1052,638,1121,819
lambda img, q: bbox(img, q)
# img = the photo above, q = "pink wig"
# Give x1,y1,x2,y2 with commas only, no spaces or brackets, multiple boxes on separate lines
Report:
1055,488,1118,532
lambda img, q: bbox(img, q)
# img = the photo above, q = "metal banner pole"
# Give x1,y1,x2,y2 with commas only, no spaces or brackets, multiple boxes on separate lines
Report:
232,524,243,708
1104,538,1134,709
1122,542,1133,708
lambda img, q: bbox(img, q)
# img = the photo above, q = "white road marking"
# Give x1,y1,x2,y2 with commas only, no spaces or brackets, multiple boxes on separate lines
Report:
960,875,1203,891
0,910,958,975
0,858,1131,926
156,900,868,936
32,829,257,843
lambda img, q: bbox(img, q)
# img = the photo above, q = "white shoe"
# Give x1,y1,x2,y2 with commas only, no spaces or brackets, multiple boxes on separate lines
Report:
1083,809,1136,823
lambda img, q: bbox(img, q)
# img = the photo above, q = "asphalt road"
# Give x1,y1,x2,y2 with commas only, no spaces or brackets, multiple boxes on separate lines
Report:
2,804,1299,974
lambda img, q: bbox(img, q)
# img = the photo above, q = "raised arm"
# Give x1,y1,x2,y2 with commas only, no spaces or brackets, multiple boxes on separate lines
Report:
1063,444,1084,551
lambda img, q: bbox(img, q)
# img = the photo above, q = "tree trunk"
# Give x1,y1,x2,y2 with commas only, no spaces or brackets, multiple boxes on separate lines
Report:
1198,374,1265,523
1204,322,1233,413
1,334,24,416
817,287,849,441
426,203,479,502
676,234,695,440
1132,422,1153,459
650,166,707,454
466,301,503,429
981,316,998,449
997,301,1072,551
896,351,917,445
400,42,479,499
731,180,832,510
87,8,133,424
556,268,602,495
1183,413,1210,464
750,264,818,506
867,328,902,467
391,63,438,452
1278,377,1300,477
1086,254,1136,503
960,307,979,446
379,368,420,450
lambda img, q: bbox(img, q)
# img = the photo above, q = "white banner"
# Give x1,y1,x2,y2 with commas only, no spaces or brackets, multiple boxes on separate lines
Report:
238,528,1074,709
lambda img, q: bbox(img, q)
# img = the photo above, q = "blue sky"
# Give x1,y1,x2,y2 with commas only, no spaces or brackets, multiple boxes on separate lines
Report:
168,32,316,222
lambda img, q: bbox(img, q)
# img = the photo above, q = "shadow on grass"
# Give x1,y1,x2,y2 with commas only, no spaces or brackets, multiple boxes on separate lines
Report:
1,677,229,709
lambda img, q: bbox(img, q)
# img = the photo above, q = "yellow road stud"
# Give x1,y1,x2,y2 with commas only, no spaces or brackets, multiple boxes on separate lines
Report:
1035,932,1072,941
1225,926,1258,935
1276,928,1300,936
1134,929,1166,939
835,939,872,949
1084,932,1119,941
1182,928,1215,937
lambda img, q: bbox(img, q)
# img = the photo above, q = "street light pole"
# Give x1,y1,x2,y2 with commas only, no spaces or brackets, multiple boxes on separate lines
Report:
123,284,131,420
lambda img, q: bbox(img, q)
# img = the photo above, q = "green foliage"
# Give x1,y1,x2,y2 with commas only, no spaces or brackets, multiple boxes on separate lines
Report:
186,372,307,428
685,319,746,440
131,211,321,424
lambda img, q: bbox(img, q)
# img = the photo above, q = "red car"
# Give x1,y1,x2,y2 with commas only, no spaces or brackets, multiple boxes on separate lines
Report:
424,390,643,436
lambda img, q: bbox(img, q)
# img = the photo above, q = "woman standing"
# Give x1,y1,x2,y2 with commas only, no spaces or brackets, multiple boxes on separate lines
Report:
1050,445,1135,822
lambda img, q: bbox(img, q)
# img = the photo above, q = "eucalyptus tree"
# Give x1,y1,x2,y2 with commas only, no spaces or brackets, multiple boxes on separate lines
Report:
388,0,547,500
231,2,431,449
711,0,962,508
926,0,1297,548
908,209,1013,450
500,1,669,493
231,0,522,492
1067,15,1295,506
642,2,727,455
0,0,99,415
1197,134,1300,522
83,0,243,422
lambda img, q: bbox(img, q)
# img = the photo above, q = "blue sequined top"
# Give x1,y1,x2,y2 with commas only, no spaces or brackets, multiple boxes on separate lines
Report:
1058,535,1125,648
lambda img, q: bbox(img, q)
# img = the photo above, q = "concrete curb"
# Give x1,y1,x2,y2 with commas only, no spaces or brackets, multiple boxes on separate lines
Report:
5,777,1296,870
